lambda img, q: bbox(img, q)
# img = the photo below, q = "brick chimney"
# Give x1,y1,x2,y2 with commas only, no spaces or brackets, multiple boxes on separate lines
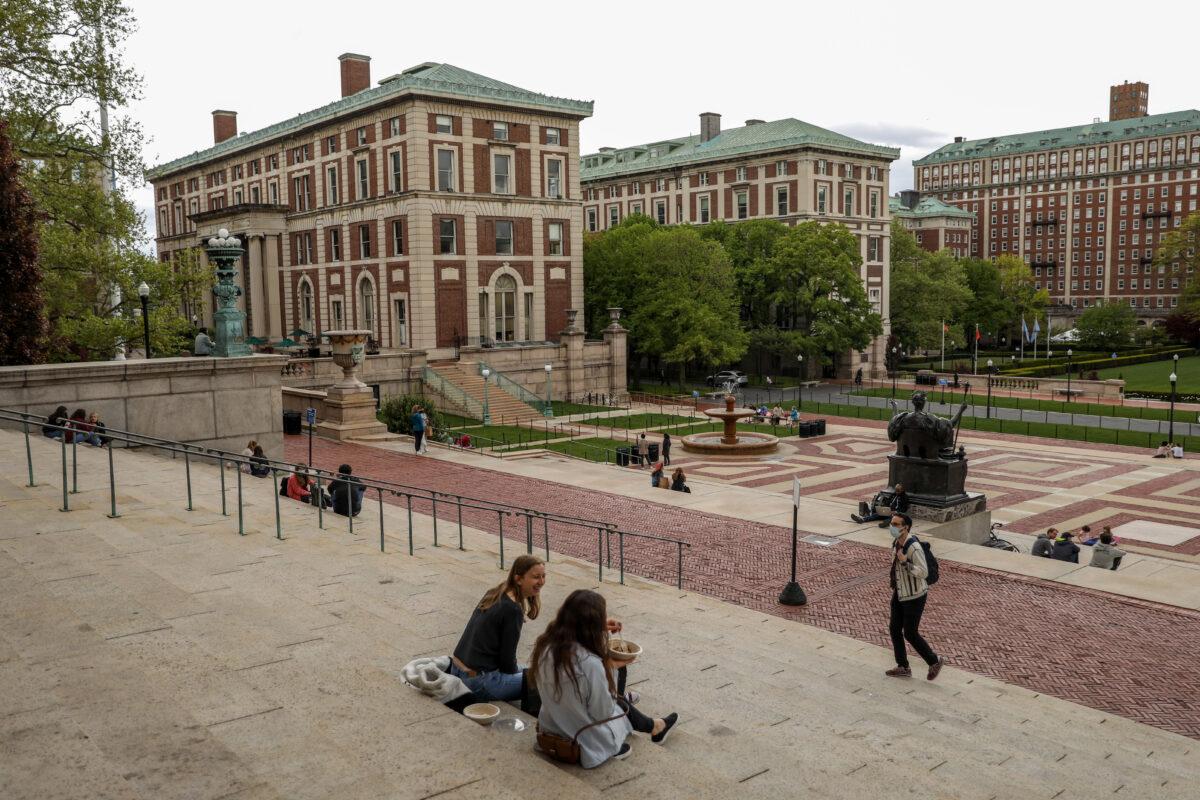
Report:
700,112,721,143
212,110,237,144
339,53,371,97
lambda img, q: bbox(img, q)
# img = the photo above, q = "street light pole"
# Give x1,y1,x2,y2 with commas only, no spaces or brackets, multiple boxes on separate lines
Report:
1169,371,1178,442
986,359,994,419
890,346,898,399
138,281,151,359
481,367,492,425
1067,348,1073,401
796,353,804,409
543,363,554,418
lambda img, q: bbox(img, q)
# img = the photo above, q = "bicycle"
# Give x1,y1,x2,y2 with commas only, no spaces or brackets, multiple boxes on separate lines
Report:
982,521,1020,553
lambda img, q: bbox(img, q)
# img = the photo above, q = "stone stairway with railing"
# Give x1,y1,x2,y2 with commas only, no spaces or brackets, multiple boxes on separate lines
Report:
2,427,1199,799
427,361,545,424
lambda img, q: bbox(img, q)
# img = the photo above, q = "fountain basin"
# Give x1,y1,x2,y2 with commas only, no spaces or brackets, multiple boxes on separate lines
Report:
681,431,779,455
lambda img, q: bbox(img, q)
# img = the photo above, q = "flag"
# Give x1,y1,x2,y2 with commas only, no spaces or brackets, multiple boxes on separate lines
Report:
975,326,982,342
943,322,950,333
1021,317,1029,344
1031,318,1041,342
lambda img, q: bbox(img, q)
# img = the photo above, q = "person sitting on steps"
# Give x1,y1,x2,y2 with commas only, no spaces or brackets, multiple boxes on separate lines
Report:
670,468,690,493
329,464,365,517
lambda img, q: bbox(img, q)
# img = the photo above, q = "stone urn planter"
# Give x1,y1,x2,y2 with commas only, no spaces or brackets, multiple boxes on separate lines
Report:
316,329,387,441
325,329,371,391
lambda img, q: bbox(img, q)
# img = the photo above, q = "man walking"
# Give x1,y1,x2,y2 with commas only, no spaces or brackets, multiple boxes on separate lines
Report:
410,405,426,454
886,513,943,680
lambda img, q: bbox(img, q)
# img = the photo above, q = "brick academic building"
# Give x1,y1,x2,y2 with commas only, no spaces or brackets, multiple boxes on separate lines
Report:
147,56,592,356
914,82,1200,322
578,114,900,377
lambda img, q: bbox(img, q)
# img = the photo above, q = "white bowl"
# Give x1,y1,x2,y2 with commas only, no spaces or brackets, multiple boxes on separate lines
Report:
607,639,643,661
463,702,500,725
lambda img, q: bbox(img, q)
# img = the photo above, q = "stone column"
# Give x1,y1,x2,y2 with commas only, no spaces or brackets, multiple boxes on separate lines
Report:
602,307,628,402
315,329,388,441
264,234,283,339
561,309,584,402
248,234,266,337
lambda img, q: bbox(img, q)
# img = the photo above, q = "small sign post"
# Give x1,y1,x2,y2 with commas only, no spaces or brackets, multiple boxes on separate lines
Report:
779,477,807,606
306,407,316,465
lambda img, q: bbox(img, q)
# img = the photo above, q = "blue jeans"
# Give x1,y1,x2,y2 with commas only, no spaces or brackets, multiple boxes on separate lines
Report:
449,663,524,702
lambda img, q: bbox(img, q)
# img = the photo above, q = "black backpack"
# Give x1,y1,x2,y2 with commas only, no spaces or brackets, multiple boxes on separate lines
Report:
908,537,940,585
280,475,289,496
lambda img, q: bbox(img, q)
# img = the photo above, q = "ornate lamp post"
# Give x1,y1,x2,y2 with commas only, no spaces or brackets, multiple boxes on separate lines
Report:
890,346,898,399
204,228,251,357
986,359,994,419
1169,370,1178,442
137,281,151,359
1066,348,1073,401
1174,352,1180,382
796,353,804,408
543,363,554,418
481,367,492,425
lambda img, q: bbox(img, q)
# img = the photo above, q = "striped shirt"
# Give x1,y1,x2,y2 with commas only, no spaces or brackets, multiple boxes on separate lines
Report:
891,536,929,601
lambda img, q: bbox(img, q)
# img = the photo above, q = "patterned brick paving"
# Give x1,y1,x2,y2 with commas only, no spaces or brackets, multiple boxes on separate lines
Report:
287,435,1200,740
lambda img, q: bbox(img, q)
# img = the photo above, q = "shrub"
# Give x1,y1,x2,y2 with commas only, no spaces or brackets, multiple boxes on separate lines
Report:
379,394,445,435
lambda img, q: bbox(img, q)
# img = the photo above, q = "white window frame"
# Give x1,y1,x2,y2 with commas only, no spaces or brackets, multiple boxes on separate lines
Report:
439,219,457,255
587,208,597,232
389,150,403,193
545,127,560,145
392,298,407,347
608,206,619,228
736,191,748,220
436,148,456,192
391,219,404,257
698,195,710,224
329,227,341,261
359,224,371,258
548,222,563,255
495,220,514,256
776,186,788,216
326,164,339,205
436,115,453,134
546,158,562,199
492,122,508,141
492,152,512,194
355,158,369,200
357,276,375,334
331,298,344,329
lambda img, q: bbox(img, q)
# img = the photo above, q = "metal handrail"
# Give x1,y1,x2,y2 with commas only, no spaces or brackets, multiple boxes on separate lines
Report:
3,407,692,589
420,365,484,420
477,361,547,411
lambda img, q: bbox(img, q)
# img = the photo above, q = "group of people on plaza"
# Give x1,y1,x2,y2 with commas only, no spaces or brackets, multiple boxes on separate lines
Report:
280,458,366,518
749,404,801,429
1032,524,1127,569
41,406,109,446
1152,441,1185,459
428,555,678,767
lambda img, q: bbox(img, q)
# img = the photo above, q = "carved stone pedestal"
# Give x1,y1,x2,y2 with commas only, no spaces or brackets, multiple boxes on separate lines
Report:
315,330,387,442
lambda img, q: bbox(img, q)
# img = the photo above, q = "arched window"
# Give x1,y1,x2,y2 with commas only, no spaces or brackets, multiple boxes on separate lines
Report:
299,280,314,334
358,276,375,336
494,274,516,342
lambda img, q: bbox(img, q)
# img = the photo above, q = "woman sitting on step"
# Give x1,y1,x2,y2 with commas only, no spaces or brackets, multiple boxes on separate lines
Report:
448,555,545,703
530,589,677,767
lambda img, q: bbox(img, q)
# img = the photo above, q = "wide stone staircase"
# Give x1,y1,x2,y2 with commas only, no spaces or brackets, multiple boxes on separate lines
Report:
427,361,544,424
2,427,1199,800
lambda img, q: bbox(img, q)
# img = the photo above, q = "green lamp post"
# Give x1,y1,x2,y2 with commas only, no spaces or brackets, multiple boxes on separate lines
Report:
481,366,492,425
205,228,251,357
543,363,554,417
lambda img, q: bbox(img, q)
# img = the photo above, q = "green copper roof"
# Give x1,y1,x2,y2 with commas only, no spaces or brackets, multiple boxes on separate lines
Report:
913,109,1200,166
147,63,593,180
579,118,899,181
889,195,973,219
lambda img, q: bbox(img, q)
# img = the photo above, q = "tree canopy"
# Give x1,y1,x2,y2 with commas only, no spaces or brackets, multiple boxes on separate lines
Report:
1074,302,1137,350
888,221,972,350
0,120,47,365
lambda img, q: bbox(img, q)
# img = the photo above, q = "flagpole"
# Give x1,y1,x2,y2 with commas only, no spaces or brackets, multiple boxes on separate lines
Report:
941,320,945,372
1021,318,1025,362
973,323,979,375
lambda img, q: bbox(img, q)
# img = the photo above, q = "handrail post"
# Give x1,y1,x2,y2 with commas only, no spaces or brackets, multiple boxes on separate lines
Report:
349,485,355,535
236,467,244,535
606,528,611,568
272,469,282,540
431,494,439,547
22,420,35,487
184,450,193,511
406,493,414,555
59,437,69,512
526,513,533,554
498,511,506,568
457,496,464,551
378,487,385,552
106,444,119,518
596,528,603,582
543,516,550,561
619,531,625,585
677,542,683,590
70,438,78,494
315,473,324,529
218,455,228,516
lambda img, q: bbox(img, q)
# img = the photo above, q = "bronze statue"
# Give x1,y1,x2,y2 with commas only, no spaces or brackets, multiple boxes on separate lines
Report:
887,390,969,460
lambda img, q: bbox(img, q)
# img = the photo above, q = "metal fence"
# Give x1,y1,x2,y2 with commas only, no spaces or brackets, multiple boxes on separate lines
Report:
1,409,690,589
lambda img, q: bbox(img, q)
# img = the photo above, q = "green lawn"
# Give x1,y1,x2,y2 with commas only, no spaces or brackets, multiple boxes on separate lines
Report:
551,401,611,416
578,413,702,432
1088,355,1200,393
850,388,1177,421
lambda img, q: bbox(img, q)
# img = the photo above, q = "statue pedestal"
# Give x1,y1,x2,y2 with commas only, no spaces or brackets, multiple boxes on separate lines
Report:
316,386,387,441
887,454,967,506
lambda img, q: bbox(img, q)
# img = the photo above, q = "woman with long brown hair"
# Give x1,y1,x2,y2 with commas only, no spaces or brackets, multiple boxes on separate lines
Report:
449,554,545,702
530,589,677,767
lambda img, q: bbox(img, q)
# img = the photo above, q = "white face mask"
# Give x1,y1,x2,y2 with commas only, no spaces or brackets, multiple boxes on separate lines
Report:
889,525,902,540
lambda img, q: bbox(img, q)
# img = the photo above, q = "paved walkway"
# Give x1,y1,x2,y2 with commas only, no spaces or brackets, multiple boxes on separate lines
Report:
288,435,1200,741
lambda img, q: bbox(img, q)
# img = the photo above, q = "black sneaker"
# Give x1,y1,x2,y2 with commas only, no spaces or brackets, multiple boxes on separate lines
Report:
613,742,633,760
651,713,678,744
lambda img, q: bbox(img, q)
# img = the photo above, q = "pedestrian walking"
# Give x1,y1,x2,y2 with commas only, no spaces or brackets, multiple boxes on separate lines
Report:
419,409,431,453
410,405,426,453
885,514,943,680
636,433,649,467
661,433,672,466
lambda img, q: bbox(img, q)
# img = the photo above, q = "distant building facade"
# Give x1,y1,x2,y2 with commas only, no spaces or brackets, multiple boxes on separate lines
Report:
890,191,974,257
147,56,593,356
578,114,899,376
913,82,1200,322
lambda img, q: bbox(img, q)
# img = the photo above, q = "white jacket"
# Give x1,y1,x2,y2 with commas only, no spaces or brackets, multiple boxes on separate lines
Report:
402,656,472,703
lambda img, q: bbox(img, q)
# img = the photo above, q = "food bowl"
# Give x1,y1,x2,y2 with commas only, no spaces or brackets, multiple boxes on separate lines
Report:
607,638,643,661
463,703,501,725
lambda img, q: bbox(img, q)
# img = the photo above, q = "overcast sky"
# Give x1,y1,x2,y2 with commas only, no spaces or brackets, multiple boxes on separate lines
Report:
125,0,1198,249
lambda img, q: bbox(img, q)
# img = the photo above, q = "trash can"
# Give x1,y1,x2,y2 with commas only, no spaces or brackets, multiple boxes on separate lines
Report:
616,447,630,467
647,443,660,463
282,410,302,435
800,421,816,438
815,419,827,436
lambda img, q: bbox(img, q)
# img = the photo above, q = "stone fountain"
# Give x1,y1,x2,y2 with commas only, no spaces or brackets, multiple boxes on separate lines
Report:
681,393,779,455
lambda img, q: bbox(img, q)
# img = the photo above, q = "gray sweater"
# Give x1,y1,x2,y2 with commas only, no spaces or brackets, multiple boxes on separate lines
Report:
1089,541,1126,570
536,644,632,768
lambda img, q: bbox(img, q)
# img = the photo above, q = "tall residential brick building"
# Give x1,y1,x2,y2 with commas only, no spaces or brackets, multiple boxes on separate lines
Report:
913,83,1200,322
890,191,974,257
146,57,592,356
578,114,900,376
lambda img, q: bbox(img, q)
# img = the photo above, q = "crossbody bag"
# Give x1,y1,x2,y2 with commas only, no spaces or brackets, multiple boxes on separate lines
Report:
536,704,628,765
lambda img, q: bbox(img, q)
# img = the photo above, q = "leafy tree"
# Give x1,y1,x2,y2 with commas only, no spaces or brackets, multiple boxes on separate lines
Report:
995,255,1048,342
961,258,1009,342
581,214,657,342
1074,302,1137,350
1155,211,1200,278
888,222,972,351
699,219,788,325
0,120,47,364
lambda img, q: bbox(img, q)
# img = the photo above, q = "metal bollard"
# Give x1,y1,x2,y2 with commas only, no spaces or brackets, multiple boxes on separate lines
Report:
378,487,385,552
106,445,119,519
184,450,193,511
431,495,439,546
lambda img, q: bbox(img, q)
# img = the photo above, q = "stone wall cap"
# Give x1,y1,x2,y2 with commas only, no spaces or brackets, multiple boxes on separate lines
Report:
0,354,290,385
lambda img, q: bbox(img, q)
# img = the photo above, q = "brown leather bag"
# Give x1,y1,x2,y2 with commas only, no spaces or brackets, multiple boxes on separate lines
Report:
536,706,628,765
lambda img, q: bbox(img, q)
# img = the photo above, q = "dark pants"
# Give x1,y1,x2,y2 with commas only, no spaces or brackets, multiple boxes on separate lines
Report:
414,430,424,452
662,450,670,466
613,666,653,733
889,592,937,669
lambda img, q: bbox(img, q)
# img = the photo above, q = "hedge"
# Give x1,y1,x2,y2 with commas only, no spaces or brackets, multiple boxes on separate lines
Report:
1000,347,1195,378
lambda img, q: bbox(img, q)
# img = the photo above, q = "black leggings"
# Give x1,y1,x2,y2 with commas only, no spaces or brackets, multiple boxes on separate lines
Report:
889,592,938,668
614,666,654,733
